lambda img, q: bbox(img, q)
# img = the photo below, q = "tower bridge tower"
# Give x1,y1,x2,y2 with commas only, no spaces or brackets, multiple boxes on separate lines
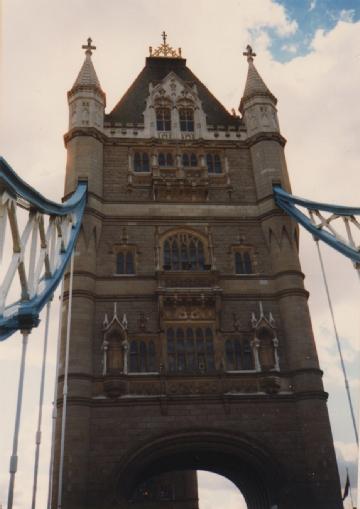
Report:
52,36,342,508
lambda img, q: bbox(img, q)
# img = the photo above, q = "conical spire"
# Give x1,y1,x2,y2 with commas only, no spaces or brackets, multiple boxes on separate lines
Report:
68,37,105,100
70,38,103,92
73,53,101,88
240,45,276,112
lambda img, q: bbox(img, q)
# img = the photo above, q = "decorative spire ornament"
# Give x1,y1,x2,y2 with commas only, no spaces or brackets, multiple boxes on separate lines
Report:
82,37,96,56
243,44,256,62
149,31,182,58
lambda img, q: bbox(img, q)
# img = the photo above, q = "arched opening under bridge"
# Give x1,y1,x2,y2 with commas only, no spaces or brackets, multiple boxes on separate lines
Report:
115,430,283,509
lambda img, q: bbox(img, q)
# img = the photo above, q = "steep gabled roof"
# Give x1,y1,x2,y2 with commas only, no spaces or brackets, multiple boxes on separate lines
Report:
105,57,240,127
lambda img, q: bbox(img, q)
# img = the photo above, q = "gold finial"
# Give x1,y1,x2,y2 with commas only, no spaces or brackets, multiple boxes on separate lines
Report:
82,37,96,56
149,31,182,58
243,44,256,62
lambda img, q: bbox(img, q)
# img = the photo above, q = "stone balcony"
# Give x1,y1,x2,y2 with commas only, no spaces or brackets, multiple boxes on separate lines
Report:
127,164,230,201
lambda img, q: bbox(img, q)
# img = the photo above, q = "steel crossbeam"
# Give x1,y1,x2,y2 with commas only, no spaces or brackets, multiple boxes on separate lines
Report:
274,186,360,268
0,157,86,341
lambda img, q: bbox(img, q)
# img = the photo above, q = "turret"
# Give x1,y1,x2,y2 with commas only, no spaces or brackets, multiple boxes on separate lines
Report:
67,37,106,130
240,45,279,135
240,45,291,199
64,38,105,197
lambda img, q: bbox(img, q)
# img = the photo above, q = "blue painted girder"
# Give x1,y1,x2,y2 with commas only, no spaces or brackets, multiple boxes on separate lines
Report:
274,186,360,265
0,157,87,341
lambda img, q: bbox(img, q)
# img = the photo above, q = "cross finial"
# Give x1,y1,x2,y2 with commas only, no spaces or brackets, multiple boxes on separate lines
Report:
243,44,256,62
161,31,167,45
82,37,96,56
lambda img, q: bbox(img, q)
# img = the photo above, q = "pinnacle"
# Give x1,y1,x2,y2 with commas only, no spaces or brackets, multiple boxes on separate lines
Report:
241,60,277,106
72,53,101,89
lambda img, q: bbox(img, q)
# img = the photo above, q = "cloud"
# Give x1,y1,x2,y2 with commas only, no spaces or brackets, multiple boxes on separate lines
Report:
339,9,355,23
309,0,316,12
281,43,298,53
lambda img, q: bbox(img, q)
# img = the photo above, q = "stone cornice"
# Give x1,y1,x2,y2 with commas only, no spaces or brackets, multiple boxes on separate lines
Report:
63,287,309,302
63,127,251,149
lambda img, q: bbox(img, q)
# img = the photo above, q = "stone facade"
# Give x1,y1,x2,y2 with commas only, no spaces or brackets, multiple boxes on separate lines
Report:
51,40,342,509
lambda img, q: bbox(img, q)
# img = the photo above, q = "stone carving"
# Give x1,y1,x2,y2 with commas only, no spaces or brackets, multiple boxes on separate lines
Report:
138,312,149,331
129,382,162,396
232,312,241,331
101,303,129,375
104,378,127,398
260,376,281,394
163,304,215,321
167,380,218,395
224,380,259,394
251,302,280,372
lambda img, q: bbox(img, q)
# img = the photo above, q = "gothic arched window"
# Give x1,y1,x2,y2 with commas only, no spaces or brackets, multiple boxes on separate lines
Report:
134,152,150,172
129,340,157,373
205,328,215,370
243,340,254,370
206,153,222,174
167,328,176,372
225,338,254,370
166,326,215,372
235,252,244,274
148,341,156,372
162,232,208,271
225,340,235,370
156,108,171,131
185,328,196,370
130,340,139,372
158,152,174,167
243,251,252,274
179,108,194,132
182,152,198,167
176,328,185,371
139,341,147,372
116,250,135,275
234,250,253,275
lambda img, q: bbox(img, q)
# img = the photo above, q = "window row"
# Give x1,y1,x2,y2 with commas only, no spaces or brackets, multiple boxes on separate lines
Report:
115,248,253,274
167,327,215,372
125,334,255,373
133,151,222,173
156,107,194,132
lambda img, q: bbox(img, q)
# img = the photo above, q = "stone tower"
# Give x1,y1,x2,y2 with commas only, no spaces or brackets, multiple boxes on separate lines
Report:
52,37,342,509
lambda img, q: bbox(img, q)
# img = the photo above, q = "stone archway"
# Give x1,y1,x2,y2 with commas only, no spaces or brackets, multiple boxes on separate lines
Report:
115,430,285,509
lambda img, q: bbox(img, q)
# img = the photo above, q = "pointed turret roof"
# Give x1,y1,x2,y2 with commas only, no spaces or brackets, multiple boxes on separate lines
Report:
240,45,277,112
73,53,101,88
68,38,105,102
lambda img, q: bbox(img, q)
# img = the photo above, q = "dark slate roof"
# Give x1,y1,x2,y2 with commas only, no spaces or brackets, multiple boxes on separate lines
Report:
105,57,240,127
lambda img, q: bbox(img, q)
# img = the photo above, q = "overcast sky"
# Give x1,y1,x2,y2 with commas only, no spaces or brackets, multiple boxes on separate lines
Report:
0,1,359,508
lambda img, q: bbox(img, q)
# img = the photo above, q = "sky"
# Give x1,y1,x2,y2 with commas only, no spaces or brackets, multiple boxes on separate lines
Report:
0,1,359,508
